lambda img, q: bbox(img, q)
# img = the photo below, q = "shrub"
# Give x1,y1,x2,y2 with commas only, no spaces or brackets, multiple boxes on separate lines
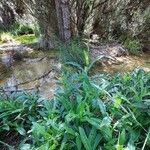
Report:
12,24,34,36
124,38,142,55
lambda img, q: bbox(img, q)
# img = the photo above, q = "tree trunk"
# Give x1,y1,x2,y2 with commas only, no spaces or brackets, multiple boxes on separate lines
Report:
31,0,58,49
55,0,71,42
0,3,15,29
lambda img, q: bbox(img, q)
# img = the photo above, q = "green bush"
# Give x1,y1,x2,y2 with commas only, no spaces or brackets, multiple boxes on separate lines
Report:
12,24,34,36
124,38,142,55
0,23,40,37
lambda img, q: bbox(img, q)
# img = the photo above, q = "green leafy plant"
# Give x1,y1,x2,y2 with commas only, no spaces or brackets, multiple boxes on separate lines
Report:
20,69,148,150
59,39,90,68
5,22,40,37
0,69,150,150
124,38,142,55
0,92,43,149
15,25,33,35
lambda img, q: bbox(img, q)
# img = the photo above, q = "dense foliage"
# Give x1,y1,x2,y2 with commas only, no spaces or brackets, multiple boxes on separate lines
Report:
0,69,150,149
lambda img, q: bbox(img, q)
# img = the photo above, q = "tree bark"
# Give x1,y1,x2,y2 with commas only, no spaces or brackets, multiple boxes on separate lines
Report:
55,0,71,42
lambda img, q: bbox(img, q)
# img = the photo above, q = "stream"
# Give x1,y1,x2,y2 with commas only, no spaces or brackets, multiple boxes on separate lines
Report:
0,48,60,99
1,44,150,99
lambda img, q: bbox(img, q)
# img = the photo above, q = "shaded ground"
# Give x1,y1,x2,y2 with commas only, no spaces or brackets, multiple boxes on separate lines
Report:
0,132,21,150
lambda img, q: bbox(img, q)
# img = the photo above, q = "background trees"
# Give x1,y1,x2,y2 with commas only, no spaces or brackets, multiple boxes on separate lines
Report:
0,0,149,49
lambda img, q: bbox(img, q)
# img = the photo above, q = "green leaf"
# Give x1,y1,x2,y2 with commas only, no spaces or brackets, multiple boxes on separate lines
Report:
16,126,26,136
114,95,122,108
100,117,111,128
86,117,101,129
119,129,126,145
93,134,102,150
76,135,82,150
88,127,97,143
101,126,112,141
79,127,92,150
60,134,67,150
97,99,107,116
20,144,31,150
125,142,135,150
64,124,76,136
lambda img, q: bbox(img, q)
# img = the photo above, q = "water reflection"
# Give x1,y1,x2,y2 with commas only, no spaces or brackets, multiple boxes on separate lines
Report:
0,54,58,98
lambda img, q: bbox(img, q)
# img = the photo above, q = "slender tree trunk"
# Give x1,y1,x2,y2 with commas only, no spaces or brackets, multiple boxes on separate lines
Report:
55,0,71,42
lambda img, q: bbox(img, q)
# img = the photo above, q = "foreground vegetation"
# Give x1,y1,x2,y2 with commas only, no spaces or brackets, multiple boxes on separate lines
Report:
0,69,150,150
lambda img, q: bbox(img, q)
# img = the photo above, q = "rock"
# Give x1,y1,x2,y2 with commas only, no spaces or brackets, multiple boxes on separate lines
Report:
108,44,128,57
90,43,128,59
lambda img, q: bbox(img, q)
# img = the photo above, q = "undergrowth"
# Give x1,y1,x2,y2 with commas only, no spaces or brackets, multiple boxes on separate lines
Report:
59,39,90,68
0,33,38,45
15,34,38,44
124,38,142,55
0,69,150,149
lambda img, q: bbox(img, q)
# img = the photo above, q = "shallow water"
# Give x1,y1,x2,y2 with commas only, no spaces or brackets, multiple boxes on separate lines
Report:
0,50,59,99
1,49,150,98
91,53,150,74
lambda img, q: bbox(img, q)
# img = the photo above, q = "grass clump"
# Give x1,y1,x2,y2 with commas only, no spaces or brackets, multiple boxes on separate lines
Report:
8,23,39,37
59,39,90,68
15,34,38,44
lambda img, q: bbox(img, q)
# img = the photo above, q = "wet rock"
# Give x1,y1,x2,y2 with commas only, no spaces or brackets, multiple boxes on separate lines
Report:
108,45,128,57
13,52,23,61
3,75,18,95
0,53,14,67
